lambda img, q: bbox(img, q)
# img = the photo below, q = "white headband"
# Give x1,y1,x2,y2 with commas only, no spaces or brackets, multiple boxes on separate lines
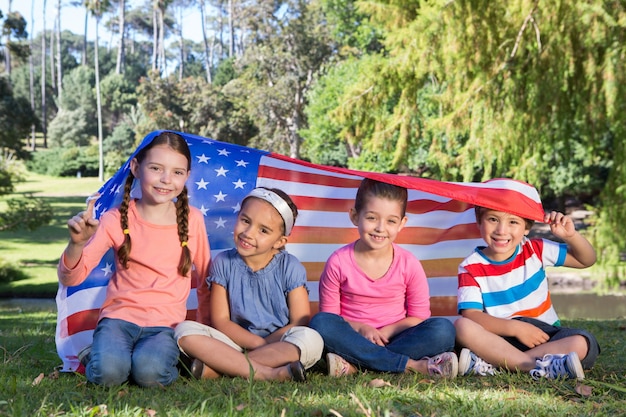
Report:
245,188,295,236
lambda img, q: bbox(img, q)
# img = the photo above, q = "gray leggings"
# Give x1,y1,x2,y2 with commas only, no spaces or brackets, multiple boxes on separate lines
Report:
503,317,600,369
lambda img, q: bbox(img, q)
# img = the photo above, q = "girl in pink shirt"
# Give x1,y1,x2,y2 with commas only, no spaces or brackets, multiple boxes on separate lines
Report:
58,132,210,387
309,178,458,378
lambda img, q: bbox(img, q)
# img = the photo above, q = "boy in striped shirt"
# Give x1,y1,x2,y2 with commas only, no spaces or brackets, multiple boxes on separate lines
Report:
455,203,599,380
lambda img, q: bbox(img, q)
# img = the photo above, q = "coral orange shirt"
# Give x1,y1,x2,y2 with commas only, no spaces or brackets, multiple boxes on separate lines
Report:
58,199,210,328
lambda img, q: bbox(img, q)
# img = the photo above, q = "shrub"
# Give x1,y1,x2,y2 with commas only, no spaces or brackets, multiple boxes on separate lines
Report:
0,258,28,284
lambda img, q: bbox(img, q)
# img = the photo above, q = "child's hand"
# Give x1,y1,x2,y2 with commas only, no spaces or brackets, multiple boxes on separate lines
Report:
358,325,389,346
67,194,100,245
543,210,576,240
512,320,549,348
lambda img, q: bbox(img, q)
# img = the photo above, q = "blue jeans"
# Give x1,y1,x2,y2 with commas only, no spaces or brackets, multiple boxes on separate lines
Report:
309,312,456,373
85,318,180,387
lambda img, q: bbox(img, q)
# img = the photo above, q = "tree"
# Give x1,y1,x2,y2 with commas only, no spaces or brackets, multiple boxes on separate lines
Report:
84,0,111,182
311,0,626,263
1,9,29,75
115,0,126,74
233,0,333,158
0,75,37,157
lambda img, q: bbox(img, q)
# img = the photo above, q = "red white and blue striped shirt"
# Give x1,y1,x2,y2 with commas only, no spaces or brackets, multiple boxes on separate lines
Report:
457,237,567,326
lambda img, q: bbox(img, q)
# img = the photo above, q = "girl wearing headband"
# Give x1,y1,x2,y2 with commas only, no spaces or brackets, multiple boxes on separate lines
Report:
58,132,211,387
175,187,323,381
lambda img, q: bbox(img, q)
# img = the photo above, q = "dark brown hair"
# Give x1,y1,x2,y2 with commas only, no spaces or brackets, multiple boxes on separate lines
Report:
117,132,193,276
354,178,408,216
474,205,535,230
241,187,298,236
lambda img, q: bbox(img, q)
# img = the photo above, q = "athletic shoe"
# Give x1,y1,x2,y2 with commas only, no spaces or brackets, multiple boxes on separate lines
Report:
458,348,498,376
424,351,458,378
530,352,585,380
326,353,352,377
77,345,92,367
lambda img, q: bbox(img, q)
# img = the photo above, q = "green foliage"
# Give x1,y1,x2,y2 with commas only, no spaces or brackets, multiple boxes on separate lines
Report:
0,196,53,232
58,66,96,114
0,258,28,283
26,146,99,177
0,75,37,157
48,108,91,147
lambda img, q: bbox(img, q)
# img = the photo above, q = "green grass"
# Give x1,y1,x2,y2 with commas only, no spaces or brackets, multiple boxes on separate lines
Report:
2,173,626,415
0,173,103,297
1,303,625,416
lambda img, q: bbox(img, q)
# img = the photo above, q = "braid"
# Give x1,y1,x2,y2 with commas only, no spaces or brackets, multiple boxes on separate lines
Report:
176,186,192,276
117,174,134,269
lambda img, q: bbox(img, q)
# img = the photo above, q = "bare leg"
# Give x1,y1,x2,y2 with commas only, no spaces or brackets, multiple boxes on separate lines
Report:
455,317,588,372
179,335,292,381
247,341,300,367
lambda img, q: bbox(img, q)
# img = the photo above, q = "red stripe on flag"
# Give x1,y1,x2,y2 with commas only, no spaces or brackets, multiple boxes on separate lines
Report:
430,296,458,316
63,309,100,337
259,164,362,188
394,224,481,245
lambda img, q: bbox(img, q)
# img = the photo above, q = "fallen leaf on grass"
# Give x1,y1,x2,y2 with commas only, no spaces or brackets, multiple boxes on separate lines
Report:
32,373,44,386
368,378,392,388
575,383,593,397
235,403,246,411
145,408,157,416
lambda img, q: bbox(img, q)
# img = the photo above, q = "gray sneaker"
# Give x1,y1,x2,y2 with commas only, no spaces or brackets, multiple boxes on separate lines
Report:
458,348,498,376
77,345,92,367
530,352,585,380
424,352,458,378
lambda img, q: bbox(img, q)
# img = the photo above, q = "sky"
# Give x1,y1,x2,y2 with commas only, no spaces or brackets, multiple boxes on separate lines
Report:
0,0,205,45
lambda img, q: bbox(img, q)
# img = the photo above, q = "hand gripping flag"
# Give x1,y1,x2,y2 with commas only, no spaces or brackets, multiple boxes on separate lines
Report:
55,130,545,372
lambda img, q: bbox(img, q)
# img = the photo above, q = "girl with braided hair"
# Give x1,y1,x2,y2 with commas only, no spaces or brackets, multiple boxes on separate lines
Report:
58,132,210,387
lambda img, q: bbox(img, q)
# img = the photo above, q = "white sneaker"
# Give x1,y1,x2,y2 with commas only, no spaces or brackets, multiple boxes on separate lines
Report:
530,352,585,380
326,353,352,377
424,352,458,378
458,348,498,376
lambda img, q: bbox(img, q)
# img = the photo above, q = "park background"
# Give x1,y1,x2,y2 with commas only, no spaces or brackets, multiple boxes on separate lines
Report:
1,1,626,416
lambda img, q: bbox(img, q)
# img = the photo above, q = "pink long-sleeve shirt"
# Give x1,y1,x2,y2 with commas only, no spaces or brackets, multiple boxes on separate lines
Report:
58,199,211,328
318,241,431,329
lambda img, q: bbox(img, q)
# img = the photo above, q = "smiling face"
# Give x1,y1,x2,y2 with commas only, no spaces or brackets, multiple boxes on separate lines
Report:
477,209,530,261
350,195,407,252
130,144,190,206
233,197,288,271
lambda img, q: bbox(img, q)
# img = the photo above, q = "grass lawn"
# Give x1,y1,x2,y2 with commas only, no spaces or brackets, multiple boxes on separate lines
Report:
2,173,626,416
0,173,103,297
1,302,625,416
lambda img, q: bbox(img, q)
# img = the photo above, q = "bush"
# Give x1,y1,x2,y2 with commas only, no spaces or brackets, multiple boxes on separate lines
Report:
26,145,99,177
0,197,53,232
0,258,28,284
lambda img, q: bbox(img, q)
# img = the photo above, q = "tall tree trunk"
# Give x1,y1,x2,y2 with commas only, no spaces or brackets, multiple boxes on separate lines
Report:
152,3,157,71
228,0,233,58
41,0,47,148
29,0,36,150
56,0,62,99
5,0,12,75
178,6,183,81
95,19,104,182
158,6,165,73
50,19,55,92
199,0,211,83
82,9,88,65
115,0,126,74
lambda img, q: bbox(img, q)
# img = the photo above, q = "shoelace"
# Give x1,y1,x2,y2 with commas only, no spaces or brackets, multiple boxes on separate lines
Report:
472,356,498,376
530,354,567,379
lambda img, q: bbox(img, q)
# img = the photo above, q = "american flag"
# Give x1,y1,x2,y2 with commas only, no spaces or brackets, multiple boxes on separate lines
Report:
55,130,545,372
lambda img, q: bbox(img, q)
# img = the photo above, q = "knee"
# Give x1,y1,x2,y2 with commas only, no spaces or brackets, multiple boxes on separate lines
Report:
428,317,456,344
283,326,324,369
132,352,179,387
308,311,335,333
87,354,131,386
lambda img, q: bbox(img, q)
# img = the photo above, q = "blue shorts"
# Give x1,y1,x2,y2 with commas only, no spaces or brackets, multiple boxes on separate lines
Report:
503,317,600,369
